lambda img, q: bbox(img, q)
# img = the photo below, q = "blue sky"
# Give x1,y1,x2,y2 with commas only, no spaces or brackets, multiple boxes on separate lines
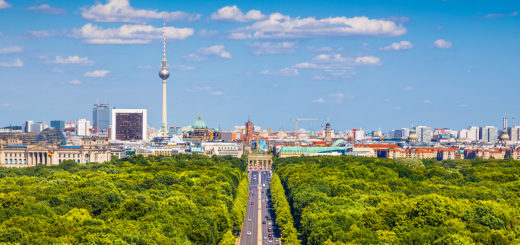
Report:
0,0,519,131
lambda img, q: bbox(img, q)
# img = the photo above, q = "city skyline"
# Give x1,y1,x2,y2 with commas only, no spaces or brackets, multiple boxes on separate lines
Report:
1,0,519,131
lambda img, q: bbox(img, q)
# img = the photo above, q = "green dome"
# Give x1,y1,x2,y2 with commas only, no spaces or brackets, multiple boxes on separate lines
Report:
192,114,207,129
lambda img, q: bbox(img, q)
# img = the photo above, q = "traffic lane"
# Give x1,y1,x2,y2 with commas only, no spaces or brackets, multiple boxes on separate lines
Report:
241,171,259,245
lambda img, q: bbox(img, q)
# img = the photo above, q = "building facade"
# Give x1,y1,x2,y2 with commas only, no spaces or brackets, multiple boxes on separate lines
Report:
93,103,110,136
111,109,147,141
0,137,111,168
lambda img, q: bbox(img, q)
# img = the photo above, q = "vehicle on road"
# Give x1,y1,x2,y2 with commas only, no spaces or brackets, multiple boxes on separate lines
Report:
248,217,252,222
262,220,266,224
247,231,251,236
251,201,254,205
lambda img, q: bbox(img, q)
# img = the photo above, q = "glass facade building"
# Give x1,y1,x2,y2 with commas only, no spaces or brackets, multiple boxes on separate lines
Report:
93,104,110,135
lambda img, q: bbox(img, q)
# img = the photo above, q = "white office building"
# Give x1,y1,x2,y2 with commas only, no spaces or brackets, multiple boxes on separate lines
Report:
415,126,432,142
76,119,91,136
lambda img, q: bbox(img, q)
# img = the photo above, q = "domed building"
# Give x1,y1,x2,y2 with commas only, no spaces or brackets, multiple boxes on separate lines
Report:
408,128,418,143
37,127,66,145
184,115,219,142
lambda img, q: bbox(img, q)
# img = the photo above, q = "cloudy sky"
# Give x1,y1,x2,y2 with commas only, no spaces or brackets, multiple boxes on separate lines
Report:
0,0,519,131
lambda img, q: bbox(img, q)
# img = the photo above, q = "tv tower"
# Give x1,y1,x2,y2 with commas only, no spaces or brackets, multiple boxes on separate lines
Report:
158,20,170,135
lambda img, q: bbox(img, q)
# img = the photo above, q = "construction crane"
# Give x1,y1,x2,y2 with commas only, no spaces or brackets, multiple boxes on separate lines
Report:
291,118,317,140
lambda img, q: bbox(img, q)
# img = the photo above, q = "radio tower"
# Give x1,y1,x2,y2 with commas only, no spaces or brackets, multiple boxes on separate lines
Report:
159,20,170,136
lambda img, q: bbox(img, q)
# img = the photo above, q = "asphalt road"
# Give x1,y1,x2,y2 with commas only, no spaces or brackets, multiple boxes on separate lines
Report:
240,170,282,245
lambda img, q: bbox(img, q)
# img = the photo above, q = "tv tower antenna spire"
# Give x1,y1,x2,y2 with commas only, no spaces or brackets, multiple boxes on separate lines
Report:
159,19,170,135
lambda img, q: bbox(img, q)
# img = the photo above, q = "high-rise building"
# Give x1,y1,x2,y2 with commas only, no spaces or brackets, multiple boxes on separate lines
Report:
50,120,65,132
28,122,47,133
159,21,170,136
467,126,479,142
93,103,110,136
415,126,432,142
111,109,147,141
510,126,520,143
76,119,91,136
392,128,409,139
23,120,34,133
479,126,498,143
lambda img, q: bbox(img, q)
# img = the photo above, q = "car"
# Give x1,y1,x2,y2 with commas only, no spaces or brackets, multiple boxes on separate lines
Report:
268,234,272,237
264,236,267,240
247,231,251,236
251,201,254,205
248,217,252,222
275,239,279,242
263,220,266,224
268,228,272,232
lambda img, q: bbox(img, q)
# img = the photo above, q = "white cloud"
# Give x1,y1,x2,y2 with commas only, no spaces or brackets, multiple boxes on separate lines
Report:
380,41,413,51
52,56,95,65
26,4,66,14
248,42,297,55
81,0,200,23
198,29,219,37
211,5,265,22
307,46,333,52
434,39,452,49
423,99,432,104
52,68,64,73
394,106,402,110
403,86,413,91
198,45,232,58
485,11,518,18
291,53,377,80
260,67,299,76
229,13,406,39
185,45,231,61
173,64,195,70
0,0,11,9
26,30,61,38
72,23,193,44
0,58,23,67
209,91,224,96
355,56,381,65
294,62,318,68
383,98,390,102
272,83,279,88
69,80,81,85
382,16,410,23
0,32,3,37
0,46,23,54
0,103,9,107
85,70,110,77
312,98,325,103
458,104,469,108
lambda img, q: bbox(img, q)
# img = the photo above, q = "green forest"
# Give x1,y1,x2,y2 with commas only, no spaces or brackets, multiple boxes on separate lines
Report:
0,154,248,244
275,156,520,245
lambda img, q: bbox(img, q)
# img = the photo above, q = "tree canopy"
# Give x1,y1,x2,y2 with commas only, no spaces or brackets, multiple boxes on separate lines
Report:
275,156,520,244
0,154,246,244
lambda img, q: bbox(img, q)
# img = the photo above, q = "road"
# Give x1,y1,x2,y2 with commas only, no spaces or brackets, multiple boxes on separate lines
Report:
239,170,282,245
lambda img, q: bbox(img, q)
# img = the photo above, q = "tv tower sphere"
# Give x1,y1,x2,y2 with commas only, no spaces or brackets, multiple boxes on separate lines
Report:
159,61,170,80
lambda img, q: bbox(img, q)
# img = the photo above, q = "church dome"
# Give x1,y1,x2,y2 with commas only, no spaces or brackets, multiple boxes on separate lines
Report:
37,127,66,145
192,115,207,129
500,129,510,141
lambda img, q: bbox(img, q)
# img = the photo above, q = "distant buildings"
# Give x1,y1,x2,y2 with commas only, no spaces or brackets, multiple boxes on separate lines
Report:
415,126,432,142
76,119,91,136
93,104,110,136
23,120,47,133
50,120,65,132
479,126,498,143
183,115,219,142
111,109,147,141
392,128,409,139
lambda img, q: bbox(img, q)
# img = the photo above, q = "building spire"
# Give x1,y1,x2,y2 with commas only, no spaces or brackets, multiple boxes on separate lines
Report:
162,19,166,62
